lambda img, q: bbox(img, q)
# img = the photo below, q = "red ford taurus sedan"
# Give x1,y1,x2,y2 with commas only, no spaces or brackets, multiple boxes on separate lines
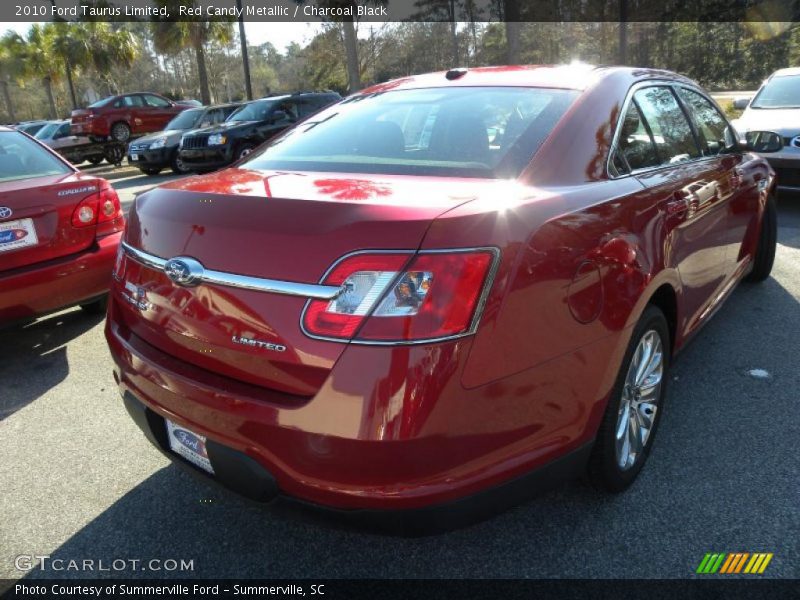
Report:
0,127,124,325
106,66,779,530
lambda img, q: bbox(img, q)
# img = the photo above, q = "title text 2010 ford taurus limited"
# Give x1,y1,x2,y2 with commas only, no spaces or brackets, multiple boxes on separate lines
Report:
105,65,780,529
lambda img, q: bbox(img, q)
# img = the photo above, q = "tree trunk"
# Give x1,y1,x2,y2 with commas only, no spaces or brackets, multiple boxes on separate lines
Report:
505,22,521,64
618,0,628,64
65,59,78,109
342,18,361,93
448,0,459,65
1,81,15,122
237,2,253,101
43,76,56,119
194,40,211,105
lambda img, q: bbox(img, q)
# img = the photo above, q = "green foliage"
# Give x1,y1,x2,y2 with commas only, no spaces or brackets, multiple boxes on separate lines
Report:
2,20,798,123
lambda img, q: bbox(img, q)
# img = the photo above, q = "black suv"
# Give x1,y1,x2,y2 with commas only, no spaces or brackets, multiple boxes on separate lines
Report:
178,92,341,172
127,102,241,175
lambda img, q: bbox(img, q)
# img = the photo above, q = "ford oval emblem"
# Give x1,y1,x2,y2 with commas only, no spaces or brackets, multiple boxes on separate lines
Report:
0,207,12,220
173,428,206,456
164,256,204,287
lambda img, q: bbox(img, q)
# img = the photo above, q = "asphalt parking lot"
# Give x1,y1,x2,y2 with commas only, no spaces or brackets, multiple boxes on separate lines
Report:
0,180,798,580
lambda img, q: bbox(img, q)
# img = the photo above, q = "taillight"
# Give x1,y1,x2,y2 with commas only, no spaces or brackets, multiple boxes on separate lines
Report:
71,182,124,236
303,249,498,343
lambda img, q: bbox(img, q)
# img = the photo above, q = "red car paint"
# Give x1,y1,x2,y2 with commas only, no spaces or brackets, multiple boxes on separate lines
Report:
106,66,775,512
0,127,124,324
70,93,191,140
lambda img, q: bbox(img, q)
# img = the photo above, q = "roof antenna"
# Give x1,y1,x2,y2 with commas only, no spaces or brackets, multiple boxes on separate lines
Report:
445,68,468,80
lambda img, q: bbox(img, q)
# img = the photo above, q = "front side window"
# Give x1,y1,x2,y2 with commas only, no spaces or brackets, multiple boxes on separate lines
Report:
228,100,279,123
750,74,800,109
143,94,171,108
242,87,578,179
677,88,737,156
634,86,700,165
0,131,71,182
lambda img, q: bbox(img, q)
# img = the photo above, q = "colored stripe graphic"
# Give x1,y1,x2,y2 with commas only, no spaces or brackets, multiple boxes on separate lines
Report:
700,552,774,575
697,553,726,574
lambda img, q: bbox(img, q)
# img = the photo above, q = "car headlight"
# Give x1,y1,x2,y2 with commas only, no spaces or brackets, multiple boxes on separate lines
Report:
149,137,167,150
208,134,227,146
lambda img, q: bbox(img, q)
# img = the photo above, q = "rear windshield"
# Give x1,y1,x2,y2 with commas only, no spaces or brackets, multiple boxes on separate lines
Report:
242,87,578,178
34,122,59,139
0,131,71,183
751,75,800,109
88,96,115,108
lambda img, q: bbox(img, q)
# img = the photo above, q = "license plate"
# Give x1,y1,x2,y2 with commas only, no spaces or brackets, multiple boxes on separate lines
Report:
166,419,214,474
0,218,38,253
130,153,138,161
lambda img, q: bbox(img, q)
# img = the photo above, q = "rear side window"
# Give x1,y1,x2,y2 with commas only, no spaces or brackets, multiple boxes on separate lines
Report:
116,95,144,108
242,87,578,178
633,86,700,165
677,88,737,156
0,131,71,183
616,103,660,172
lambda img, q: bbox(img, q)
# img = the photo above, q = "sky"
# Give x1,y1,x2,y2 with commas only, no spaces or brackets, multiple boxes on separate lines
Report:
1,22,325,52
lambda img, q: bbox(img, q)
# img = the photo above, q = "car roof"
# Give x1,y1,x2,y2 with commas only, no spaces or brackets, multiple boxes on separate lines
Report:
358,64,696,94
771,67,800,78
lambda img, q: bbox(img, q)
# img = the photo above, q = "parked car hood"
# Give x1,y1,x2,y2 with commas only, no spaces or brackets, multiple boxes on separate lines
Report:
734,108,800,135
133,129,188,146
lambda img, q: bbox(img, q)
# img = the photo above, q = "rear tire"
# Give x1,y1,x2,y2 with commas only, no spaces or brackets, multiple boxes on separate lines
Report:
588,305,670,492
80,296,107,315
745,193,777,283
110,122,131,143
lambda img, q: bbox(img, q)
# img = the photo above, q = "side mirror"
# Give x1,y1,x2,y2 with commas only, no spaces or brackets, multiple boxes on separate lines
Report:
745,131,783,153
732,97,750,110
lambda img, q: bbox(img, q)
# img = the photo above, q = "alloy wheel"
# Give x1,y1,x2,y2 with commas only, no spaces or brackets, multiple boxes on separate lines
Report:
615,329,663,470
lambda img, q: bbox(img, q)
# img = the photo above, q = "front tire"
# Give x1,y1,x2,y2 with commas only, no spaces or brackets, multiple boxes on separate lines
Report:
745,193,777,282
236,144,255,160
86,156,104,165
171,153,190,174
588,305,670,492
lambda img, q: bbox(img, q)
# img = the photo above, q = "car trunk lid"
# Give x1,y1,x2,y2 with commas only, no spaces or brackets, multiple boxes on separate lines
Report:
116,168,485,396
0,173,105,272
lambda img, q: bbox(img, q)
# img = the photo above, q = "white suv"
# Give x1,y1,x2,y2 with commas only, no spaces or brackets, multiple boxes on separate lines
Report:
733,67,800,191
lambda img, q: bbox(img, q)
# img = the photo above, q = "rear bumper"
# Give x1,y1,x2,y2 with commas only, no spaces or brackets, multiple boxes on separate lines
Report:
121,389,591,533
106,297,606,518
71,120,108,138
178,146,234,170
0,232,121,323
